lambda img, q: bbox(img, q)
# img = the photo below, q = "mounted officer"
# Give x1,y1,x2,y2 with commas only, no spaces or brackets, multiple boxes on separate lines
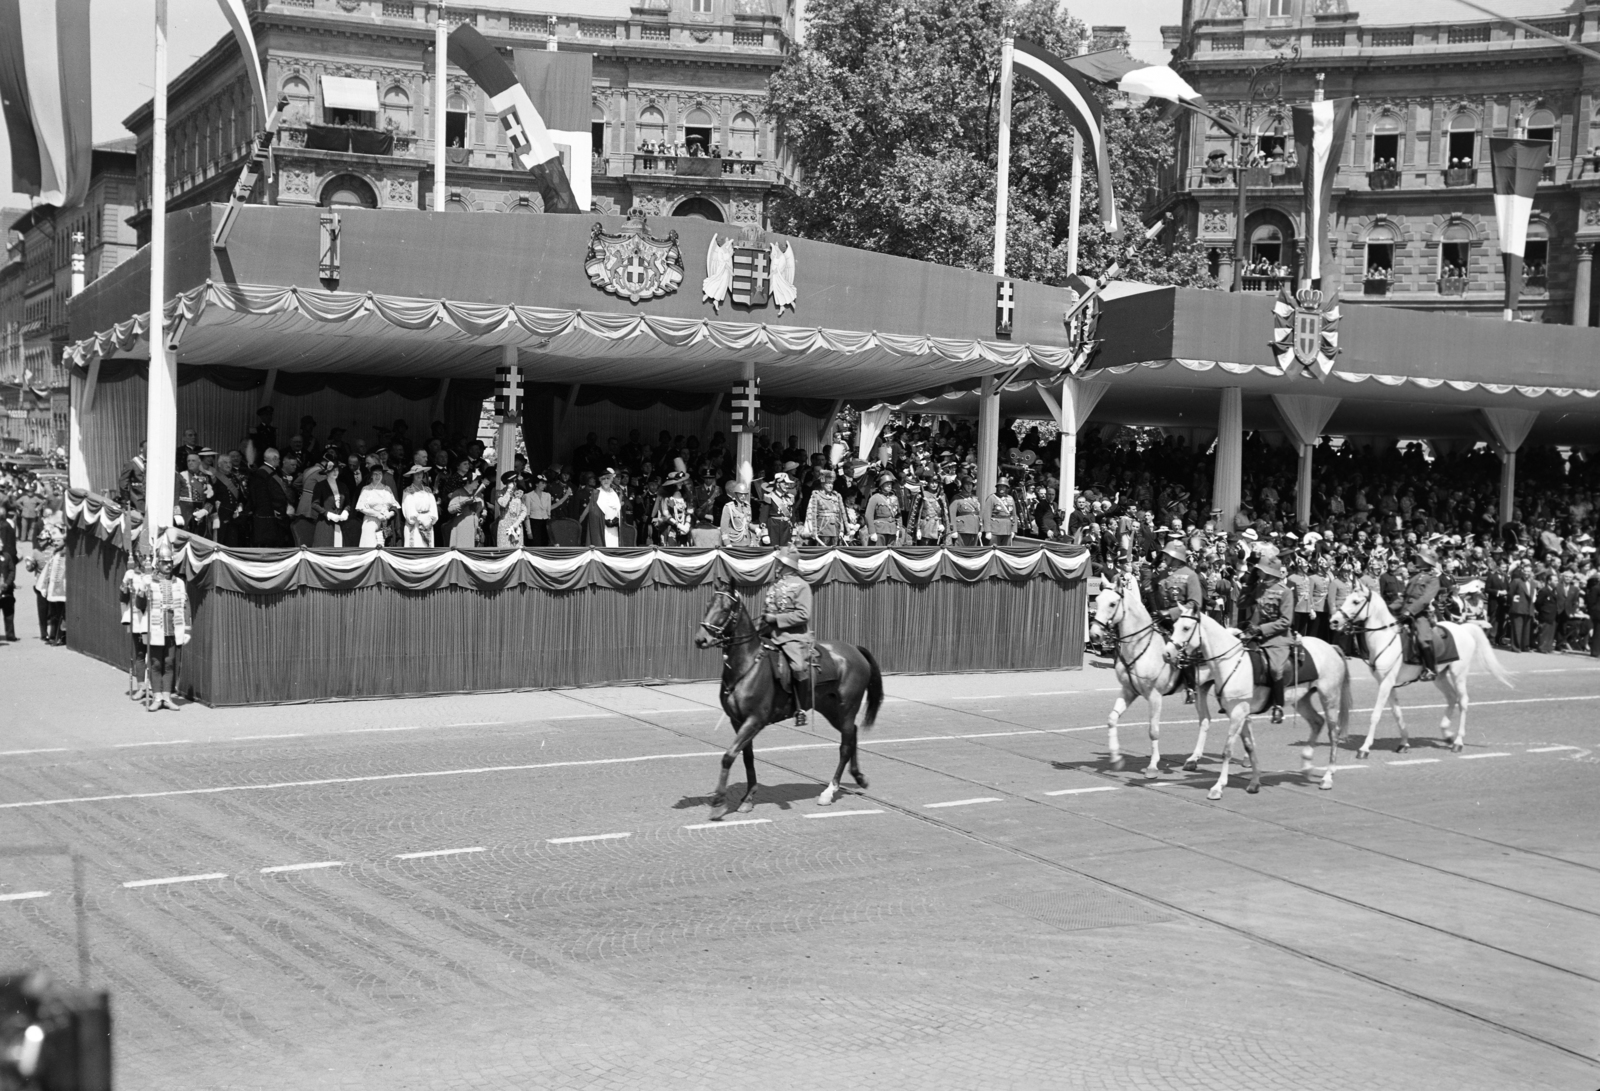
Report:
1155,539,1203,703
761,543,814,725
1397,544,1443,678
1243,555,1296,723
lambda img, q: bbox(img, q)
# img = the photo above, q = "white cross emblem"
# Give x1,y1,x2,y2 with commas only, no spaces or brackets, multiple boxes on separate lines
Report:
996,280,1015,333
500,111,528,150
624,254,647,288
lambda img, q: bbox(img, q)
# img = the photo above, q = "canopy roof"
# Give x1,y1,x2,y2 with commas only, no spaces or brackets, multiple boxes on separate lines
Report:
67,205,1083,403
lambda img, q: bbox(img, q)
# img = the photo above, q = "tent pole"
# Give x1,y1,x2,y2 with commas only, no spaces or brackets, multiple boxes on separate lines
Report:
1211,387,1243,530
497,344,519,483
145,0,178,548
737,361,755,489
433,2,447,211
979,37,1013,504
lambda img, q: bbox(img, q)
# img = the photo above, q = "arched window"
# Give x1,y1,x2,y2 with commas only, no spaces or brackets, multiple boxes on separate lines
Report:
445,92,470,147
1525,107,1557,159
683,107,714,155
1371,112,1401,168
672,196,724,221
1448,112,1478,165
592,102,606,161
1525,219,1550,281
730,110,757,158
383,86,411,133
1439,221,1472,279
1364,222,1397,277
321,173,378,209
637,105,666,150
281,76,313,123
1250,223,1285,266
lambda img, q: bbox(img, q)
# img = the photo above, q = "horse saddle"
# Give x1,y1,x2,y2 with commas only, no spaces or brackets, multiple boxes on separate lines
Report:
1399,624,1460,667
1246,645,1318,688
769,641,842,695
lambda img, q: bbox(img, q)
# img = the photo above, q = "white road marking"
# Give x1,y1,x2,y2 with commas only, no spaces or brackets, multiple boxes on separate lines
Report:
802,809,884,819
0,748,69,757
1528,745,1582,753
683,818,771,830
395,847,484,860
0,891,51,902
1458,752,1512,760
547,832,631,845
923,797,1003,809
1388,758,1441,766
1044,786,1121,796
259,861,343,874
1324,765,1369,772
112,740,192,748
231,733,307,742
122,873,228,888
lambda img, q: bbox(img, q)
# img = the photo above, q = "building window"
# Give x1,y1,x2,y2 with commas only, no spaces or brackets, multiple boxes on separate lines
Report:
1268,0,1292,16
637,105,666,150
1525,225,1549,285
281,76,313,123
321,174,378,208
445,93,470,147
1371,114,1400,168
1250,224,1286,270
691,0,712,12
1447,113,1477,166
683,108,715,156
1364,223,1397,279
1525,108,1556,160
383,86,411,133
730,111,758,159
1439,222,1472,281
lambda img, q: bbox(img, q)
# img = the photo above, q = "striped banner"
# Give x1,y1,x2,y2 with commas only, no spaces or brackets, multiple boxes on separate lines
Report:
1012,38,1120,238
1292,97,1354,284
0,0,92,207
1490,137,1550,317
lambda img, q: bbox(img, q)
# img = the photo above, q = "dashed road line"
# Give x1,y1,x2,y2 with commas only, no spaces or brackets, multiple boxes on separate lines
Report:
112,740,192,748
231,733,307,742
547,832,631,845
0,891,51,902
1389,758,1441,766
0,748,68,757
683,818,771,830
923,797,1003,809
259,861,343,874
122,873,227,888
394,847,484,860
802,809,884,819
1044,786,1122,796
1458,752,1512,760
1528,745,1582,753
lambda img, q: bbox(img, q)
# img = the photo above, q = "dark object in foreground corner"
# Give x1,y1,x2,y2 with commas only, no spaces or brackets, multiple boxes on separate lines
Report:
0,972,111,1091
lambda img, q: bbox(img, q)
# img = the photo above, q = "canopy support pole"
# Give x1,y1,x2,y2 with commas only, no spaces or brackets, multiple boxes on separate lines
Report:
1479,407,1540,527
1499,447,1516,528
497,344,519,484
736,360,755,489
819,398,843,448
433,2,447,212
978,37,1012,507
701,390,724,439
145,0,177,548
558,383,580,424
69,358,100,491
977,375,1000,503
1211,387,1243,530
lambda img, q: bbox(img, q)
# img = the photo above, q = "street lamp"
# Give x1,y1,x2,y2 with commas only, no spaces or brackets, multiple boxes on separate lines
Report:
1229,43,1300,293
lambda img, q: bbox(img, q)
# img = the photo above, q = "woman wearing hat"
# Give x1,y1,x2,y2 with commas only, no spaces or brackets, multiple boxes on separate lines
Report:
583,467,624,548
653,471,691,546
119,546,152,700
496,471,528,548
310,452,356,549
139,542,190,711
523,473,553,546
864,471,902,547
401,465,438,547
355,464,400,548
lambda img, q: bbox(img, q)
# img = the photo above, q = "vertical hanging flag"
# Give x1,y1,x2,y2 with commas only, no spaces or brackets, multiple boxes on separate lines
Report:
0,0,92,207
995,279,1016,337
1011,39,1120,238
1291,97,1354,285
1490,137,1550,320
215,0,271,128
447,23,580,213
730,377,760,433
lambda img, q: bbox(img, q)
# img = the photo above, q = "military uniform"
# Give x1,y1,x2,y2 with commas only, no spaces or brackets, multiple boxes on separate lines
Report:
1246,568,1297,720
1397,566,1442,672
1157,563,1204,624
803,488,847,545
763,567,814,705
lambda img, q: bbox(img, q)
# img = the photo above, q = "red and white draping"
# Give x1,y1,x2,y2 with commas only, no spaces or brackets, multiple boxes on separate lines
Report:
1104,357,1600,401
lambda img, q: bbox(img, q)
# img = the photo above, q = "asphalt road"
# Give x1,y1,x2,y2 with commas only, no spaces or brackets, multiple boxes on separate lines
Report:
2,635,1598,1090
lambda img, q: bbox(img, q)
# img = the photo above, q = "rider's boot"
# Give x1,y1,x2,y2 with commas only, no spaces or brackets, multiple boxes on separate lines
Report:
1183,665,1196,705
1269,674,1285,724
791,662,808,726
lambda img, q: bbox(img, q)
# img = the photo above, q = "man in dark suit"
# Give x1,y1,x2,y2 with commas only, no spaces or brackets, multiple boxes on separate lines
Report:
1534,570,1560,654
0,497,18,641
1586,572,1600,658
119,440,147,512
247,448,295,547
1508,563,1535,652
250,406,278,464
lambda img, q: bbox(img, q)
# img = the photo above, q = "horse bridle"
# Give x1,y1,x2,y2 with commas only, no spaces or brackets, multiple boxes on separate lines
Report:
698,588,750,649
1097,580,1159,668
1169,608,1249,692
1336,585,1400,662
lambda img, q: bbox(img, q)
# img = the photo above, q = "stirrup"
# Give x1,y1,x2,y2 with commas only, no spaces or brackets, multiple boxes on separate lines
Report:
1270,705,1284,724
794,709,807,726
1184,686,1196,705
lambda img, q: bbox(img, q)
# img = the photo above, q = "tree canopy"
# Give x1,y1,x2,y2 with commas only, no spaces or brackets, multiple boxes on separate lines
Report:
767,0,1214,288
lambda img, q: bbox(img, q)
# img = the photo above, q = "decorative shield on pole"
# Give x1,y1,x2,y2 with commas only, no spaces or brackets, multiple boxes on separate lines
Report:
1293,290,1324,369
1270,284,1342,380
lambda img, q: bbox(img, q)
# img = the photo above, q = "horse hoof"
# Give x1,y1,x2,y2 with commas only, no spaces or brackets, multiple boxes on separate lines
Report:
736,790,758,814
707,804,728,822
1396,743,1410,754
1108,754,1125,771
1143,765,1161,778
852,772,870,789
816,784,840,807
1182,760,1198,773
1206,787,1223,801
1451,742,1464,753
1246,784,1261,795
1356,749,1370,760
1319,774,1334,791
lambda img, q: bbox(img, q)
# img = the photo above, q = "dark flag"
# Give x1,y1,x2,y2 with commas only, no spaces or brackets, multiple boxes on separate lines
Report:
1291,97,1355,285
1012,39,1121,238
447,24,580,213
1490,137,1549,319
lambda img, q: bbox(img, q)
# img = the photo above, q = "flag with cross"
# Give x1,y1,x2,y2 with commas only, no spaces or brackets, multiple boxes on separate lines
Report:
494,364,523,420
995,279,1016,338
730,377,761,433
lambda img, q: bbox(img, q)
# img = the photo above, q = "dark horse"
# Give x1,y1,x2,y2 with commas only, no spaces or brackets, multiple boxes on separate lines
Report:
693,582,883,820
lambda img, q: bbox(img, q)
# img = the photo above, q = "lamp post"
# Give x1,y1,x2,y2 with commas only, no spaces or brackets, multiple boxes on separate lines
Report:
1229,44,1300,293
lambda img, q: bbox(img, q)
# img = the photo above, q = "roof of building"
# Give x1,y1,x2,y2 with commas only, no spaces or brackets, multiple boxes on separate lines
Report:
1360,0,1578,23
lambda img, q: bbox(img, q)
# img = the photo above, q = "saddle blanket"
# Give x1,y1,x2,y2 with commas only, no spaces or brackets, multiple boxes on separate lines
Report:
1399,625,1460,668
1247,644,1319,689
769,642,843,688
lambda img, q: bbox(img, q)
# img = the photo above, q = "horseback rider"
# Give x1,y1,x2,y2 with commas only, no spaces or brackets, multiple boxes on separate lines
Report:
761,542,814,726
1242,555,1296,724
1397,545,1443,678
1155,540,1204,703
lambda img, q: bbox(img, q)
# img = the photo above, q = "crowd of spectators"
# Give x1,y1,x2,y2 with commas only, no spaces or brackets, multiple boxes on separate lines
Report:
1,465,69,646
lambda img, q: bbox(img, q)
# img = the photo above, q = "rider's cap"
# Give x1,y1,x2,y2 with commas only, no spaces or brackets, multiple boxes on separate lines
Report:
1254,556,1285,578
775,543,802,569
1161,540,1188,563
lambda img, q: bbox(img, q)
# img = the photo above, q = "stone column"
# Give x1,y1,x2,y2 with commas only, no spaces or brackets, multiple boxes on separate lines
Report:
1575,242,1593,328
1271,393,1341,528
1211,387,1243,529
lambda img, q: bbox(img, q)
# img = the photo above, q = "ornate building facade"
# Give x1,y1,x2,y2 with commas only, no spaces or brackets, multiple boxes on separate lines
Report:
1156,0,1600,324
125,0,795,237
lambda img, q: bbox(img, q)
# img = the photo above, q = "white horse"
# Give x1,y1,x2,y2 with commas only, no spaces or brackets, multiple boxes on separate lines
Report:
1166,607,1353,797
1089,572,1193,776
1328,584,1512,757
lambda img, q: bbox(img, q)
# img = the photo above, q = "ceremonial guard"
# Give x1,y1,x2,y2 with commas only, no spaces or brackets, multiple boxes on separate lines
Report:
912,479,946,544
1397,545,1444,676
119,440,147,511
120,548,152,701
720,481,755,547
864,472,902,546
949,482,982,546
1155,540,1204,702
802,469,847,545
1243,555,1296,723
140,542,190,712
982,479,1019,546
761,543,814,725
765,471,798,546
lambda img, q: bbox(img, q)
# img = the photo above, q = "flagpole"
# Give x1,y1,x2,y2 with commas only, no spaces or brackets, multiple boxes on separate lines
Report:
1300,73,1324,298
982,35,1015,507
144,0,177,550
1066,38,1087,275
433,1,448,212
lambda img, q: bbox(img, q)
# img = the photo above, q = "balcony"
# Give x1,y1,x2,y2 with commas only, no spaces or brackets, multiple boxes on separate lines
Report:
1367,168,1400,191
1243,163,1302,188
1242,275,1292,293
1525,270,1548,293
630,154,771,180
1362,276,1391,297
1443,167,1477,187
1437,277,1468,296
281,125,406,157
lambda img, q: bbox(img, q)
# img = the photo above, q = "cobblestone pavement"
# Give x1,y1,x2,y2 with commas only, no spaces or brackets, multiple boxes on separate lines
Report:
2,631,1599,1090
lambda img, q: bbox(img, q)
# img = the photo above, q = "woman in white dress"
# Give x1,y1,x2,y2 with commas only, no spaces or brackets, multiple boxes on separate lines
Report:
497,471,527,548
401,465,439,547
355,464,400,548
583,467,624,547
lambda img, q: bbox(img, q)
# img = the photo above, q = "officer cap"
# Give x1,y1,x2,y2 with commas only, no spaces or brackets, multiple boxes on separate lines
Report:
1415,544,1439,566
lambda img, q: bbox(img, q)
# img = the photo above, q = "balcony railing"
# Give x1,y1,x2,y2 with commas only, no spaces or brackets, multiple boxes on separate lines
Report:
1443,167,1477,187
1241,275,1292,293
1437,277,1468,296
1525,271,1548,292
1367,168,1400,191
631,153,769,179
1363,277,1391,296
1243,163,1302,187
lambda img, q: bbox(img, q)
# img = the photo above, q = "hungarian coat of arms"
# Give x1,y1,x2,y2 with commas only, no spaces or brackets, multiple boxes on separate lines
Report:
585,212,685,303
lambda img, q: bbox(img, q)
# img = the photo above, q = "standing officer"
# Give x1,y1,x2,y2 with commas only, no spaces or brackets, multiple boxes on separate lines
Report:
1155,540,1203,702
1397,545,1443,677
1243,555,1296,723
761,543,814,725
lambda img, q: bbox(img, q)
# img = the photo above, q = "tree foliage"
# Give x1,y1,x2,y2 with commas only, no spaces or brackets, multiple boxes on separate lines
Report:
768,0,1214,288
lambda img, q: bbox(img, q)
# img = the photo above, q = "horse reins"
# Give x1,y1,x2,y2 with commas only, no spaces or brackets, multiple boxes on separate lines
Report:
700,590,770,697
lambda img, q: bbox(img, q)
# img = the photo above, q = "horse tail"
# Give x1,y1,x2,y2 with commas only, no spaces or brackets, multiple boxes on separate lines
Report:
858,645,884,730
1470,626,1514,689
